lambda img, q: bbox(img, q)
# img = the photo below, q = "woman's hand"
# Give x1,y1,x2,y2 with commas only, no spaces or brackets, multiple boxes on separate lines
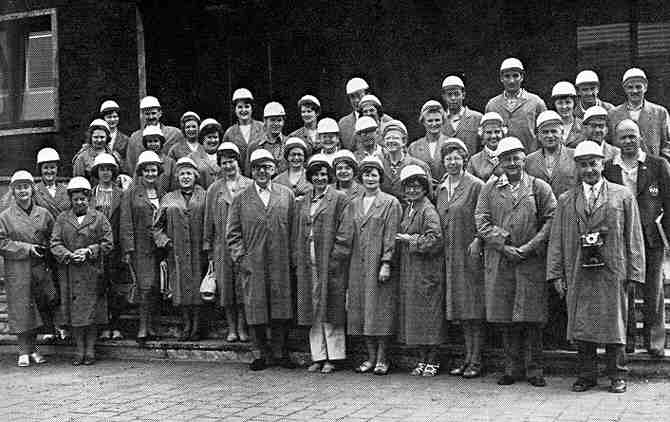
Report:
467,238,482,259
378,262,391,284
395,233,413,243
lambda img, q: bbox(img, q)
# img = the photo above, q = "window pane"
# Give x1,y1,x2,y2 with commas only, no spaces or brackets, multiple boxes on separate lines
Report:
22,29,54,120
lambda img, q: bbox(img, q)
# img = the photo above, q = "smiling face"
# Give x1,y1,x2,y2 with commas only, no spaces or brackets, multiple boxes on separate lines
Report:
616,124,641,156
40,162,58,183
403,177,426,202
441,87,464,112
310,166,330,191
500,70,523,93
499,150,525,179
538,122,563,151
348,89,366,110
144,136,162,152
319,133,339,153
103,111,119,130
235,101,252,123
358,128,377,148
383,130,405,154
335,161,354,183
443,149,465,176
422,111,443,135
554,97,575,119
70,191,89,215
202,132,220,154
584,118,607,143
251,161,275,187
12,182,33,204
98,165,115,184
361,167,381,191
183,120,199,140
286,147,305,169
360,103,380,122
482,122,504,150
623,79,647,104
577,83,599,106
91,129,108,149
219,155,239,177
141,164,159,185
576,157,603,185
177,167,196,189
143,107,161,126
300,105,318,125
265,116,284,135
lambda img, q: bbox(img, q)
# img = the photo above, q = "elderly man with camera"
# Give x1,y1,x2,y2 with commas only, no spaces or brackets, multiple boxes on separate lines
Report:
546,140,646,394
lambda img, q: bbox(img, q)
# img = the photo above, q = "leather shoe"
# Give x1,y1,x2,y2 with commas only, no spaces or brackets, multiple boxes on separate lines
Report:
497,375,517,385
572,378,597,392
463,364,482,379
527,376,546,387
249,358,267,371
449,364,466,376
83,357,96,366
609,379,626,393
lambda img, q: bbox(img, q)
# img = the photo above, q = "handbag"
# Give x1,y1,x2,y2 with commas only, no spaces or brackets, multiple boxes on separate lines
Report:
125,261,139,306
200,261,216,302
159,260,172,300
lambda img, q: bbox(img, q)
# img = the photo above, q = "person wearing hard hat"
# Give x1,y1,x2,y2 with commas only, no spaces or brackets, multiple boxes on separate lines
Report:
316,117,341,161
551,81,585,148
441,75,483,154
203,142,253,343
154,157,208,341
485,58,547,153
338,77,370,151
408,100,450,181
126,96,184,175
246,101,289,175
574,70,614,120
357,94,395,133
466,112,506,181
188,118,224,189
582,106,620,161
223,88,265,177
89,153,126,342
547,140,645,394
274,137,312,200
395,164,444,377
167,111,203,161
73,119,122,182
227,149,297,371
608,68,670,158
288,95,321,151
120,150,164,344
51,176,113,366
436,139,486,379
141,125,178,192
100,100,130,170
603,119,670,358
331,149,364,201
475,136,557,388
34,148,71,219
331,155,402,376
294,154,349,374
353,116,384,163
0,171,54,367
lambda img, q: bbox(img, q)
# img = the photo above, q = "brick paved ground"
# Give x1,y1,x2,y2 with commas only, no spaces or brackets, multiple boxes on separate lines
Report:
1,355,669,422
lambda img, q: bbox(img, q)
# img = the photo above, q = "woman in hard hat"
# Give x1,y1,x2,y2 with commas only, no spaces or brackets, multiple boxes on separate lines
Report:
396,165,444,377
294,154,349,374
100,100,130,172
332,156,402,376
408,101,449,182
550,82,584,148
203,142,253,342
358,94,394,134
73,120,122,182
436,139,486,379
154,158,208,341
316,118,341,162
466,112,506,182
120,150,164,344
289,95,321,151
189,119,224,189
168,111,203,160
141,125,178,192
89,153,126,341
247,102,289,174
274,137,312,199
223,88,265,176
332,150,364,202
0,171,54,367
51,177,113,365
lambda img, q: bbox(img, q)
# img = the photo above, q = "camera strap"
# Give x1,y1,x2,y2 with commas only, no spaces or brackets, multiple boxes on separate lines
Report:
573,184,609,236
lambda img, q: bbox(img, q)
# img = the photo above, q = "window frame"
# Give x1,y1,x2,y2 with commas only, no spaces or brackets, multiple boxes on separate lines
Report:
0,8,58,137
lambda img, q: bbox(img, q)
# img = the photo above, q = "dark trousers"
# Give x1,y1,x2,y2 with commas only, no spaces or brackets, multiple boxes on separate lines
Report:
17,331,36,355
627,247,665,351
501,322,544,378
577,341,627,381
251,320,291,361
544,289,569,348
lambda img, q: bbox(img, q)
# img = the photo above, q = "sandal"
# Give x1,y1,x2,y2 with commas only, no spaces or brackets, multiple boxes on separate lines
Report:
423,363,440,377
354,360,375,373
411,362,426,376
374,361,390,376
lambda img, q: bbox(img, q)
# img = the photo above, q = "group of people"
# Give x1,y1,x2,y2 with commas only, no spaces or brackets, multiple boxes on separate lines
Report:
1,56,669,395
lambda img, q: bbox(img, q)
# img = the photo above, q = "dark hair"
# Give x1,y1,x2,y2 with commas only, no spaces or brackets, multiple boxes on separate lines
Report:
306,162,334,184
357,163,383,182
93,163,119,180
88,125,111,145
136,162,164,176
67,189,91,198
142,135,166,149
300,102,321,117
217,150,241,168
402,174,429,193
199,124,223,144
440,143,469,162
358,101,384,120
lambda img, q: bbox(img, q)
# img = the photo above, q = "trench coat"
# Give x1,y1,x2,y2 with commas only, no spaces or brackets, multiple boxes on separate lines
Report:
188,149,221,189
334,181,365,204
51,208,113,327
274,169,312,200
126,124,184,175
396,196,444,345
119,183,162,290
111,131,130,173
90,184,125,290
167,141,205,161
222,120,265,176
73,147,122,182
0,204,54,333
437,172,485,320
608,101,670,157
442,107,484,154
203,175,253,307
338,113,395,152
226,182,295,325
475,172,556,323
288,126,317,153
467,149,502,182
485,89,547,153
293,187,349,327
156,152,178,193
153,185,207,306
563,118,585,149
407,134,449,182
332,190,401,336
380,154,433,201
246,134,288,175
546,181,645,343
524,146,577,198
33,182,71,218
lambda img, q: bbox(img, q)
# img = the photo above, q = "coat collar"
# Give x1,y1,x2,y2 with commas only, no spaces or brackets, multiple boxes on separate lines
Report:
575,180,610,227
358,191,384,227
62,208,97,231
308,186,334,220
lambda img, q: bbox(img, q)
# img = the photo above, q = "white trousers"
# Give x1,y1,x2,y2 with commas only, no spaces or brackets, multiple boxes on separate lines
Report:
309,323,346,362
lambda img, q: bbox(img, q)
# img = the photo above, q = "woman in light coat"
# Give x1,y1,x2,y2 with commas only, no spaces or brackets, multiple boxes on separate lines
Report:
332,150,364,202
168,111,203,161
222,88,265,176
288,95,320,151
274,137,312,200
73,119,121,183
190,119,223,189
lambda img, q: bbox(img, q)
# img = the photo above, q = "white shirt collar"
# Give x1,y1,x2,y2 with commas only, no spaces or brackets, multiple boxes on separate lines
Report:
582,178,604,197
255,181,272,193
612,149,646,166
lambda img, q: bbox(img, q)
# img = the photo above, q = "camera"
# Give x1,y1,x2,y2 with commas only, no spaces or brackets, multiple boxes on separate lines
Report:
580,231,606,268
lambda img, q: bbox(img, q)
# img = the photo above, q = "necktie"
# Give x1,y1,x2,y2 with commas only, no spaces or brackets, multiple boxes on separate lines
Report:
588,186,597,212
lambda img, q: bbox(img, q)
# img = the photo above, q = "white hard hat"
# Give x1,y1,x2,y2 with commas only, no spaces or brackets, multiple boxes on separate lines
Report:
500,57,524,73
382,119,408,137
442,138,469,155
583,106,608,124
358,155,384,175
480,111,505,127
10,170,34,185
232,88,254,102
359,94,381,108
249,148,276,166
399,164,428,183
180,111,201,124
317,118,339,134
496,137,525,156
66,176,92,192
139,96,161,109
551,81,577,97
346,77,369,95
332,149,357,168
307,153,332,169
536,110,563,128
217,142,240,156
420,100,443,115
298,95,321,109
199,118,222,133
355,116,378,133
575,70,599,86
175,157,198,171
99,100,120,114
441,75,465,89
89,118,110,132
573,140,604,160
622,67,647,84
136,150,163,170
36,147,60,164
142,125,164,138
91,153,119,172
284,137,308,154
263,102,286,118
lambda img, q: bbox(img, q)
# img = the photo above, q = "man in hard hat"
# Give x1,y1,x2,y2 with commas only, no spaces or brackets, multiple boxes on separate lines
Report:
338,77,370,152
352,116,384,163
227,149,296,371
475,136,556,387
582,106,620,161
247,102,288,174
485,58,547,153
603,119,670,358
126,96,184,175
547,140,645,394
551,82,584,148
441,75,483,154
608,68,670,159
574,70,614,120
